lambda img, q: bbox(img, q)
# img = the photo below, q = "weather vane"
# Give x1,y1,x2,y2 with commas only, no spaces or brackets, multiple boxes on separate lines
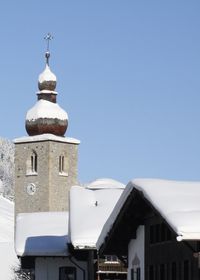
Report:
44,33,53,65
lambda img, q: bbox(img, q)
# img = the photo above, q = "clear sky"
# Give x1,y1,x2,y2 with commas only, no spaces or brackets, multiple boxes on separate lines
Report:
0,0,200,184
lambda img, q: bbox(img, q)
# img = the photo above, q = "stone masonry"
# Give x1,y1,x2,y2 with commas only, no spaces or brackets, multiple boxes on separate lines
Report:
15,138,79,216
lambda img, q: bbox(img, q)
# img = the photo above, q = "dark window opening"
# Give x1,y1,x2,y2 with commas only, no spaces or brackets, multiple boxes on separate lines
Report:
59,155,65,173
31,153,37,173
136,267,141,280
149,265,154,280
150,223,172,244
171,262,176,280
131,267,140,280
131,268,134,280
184,260,189,280
105,255,118,262
59,267,76,280
160,264,165,280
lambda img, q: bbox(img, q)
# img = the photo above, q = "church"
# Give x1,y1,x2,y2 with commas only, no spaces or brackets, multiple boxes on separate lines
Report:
14,38,200,280
14,38,127,280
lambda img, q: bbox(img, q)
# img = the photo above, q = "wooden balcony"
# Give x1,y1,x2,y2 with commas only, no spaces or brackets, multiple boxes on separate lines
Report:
98,260,127,274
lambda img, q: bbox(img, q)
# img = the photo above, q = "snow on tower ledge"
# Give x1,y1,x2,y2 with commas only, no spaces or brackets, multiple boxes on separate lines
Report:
14,133,80,145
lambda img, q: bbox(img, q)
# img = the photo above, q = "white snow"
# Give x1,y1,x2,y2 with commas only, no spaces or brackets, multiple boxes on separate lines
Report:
39,64,56,83
26,99,68,121
86,178,125,190
14,133,80,145
0,179,3,193
15,212,69,256
0,195,19,280
97,178,200,248
70,178,125,249
132,179,200,241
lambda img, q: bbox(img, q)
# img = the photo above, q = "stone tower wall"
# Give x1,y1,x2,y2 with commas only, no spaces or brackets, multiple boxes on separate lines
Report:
15,140,78,216
48,141,78,211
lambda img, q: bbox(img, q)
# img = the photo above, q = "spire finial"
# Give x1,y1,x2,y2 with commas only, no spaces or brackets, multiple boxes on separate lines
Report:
44,33,53,65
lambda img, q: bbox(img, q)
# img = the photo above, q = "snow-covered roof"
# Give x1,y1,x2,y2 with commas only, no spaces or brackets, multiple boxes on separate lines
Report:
70,178,125,249
14,133,80,145
26,99,68,121
97,178,200,248
0,196,18,280
15,212,69,256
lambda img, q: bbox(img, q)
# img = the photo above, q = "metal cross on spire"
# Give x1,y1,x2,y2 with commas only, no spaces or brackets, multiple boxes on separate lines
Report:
44,33,53,65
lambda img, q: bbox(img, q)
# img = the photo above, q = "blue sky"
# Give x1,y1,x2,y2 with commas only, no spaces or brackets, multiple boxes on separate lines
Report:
0,1,200,184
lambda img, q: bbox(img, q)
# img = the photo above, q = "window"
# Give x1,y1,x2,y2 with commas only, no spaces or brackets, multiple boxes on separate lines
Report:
136,268,141,280
59,267,76,280
31,152,37,173
26,151,38,175
59,155,64,173
131,267,140,280
160,264,165,280
150,223,172,244
171,262,176,280
183,260,189,280
149,265,154,280
105,255,119,263
131,268,134,280
59,155,68,175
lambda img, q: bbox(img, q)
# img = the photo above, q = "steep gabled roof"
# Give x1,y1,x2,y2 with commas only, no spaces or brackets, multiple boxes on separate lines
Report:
97,179,200,253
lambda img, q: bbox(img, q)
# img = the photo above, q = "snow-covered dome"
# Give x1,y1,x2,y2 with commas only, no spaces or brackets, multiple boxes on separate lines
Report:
25,51,68,137
38,64,57,91
25,100,68,136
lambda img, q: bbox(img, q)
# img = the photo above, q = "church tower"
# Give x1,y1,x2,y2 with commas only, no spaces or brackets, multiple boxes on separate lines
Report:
15,36,80,215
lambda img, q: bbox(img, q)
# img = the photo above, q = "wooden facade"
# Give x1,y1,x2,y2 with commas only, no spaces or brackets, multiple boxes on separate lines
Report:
145,215,200,279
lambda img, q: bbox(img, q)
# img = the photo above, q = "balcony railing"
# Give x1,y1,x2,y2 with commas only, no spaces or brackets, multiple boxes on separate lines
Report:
98,261,127,274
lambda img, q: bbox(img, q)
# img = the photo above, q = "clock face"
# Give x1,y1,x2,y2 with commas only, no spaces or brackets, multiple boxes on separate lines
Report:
26,183,37,195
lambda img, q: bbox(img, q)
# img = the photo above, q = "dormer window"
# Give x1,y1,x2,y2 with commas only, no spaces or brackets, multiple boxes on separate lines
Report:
26,151,38,175
59,155,68,176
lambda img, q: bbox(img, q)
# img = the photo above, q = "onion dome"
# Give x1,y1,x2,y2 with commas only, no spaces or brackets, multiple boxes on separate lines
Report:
38,63,57,91
25,50,68,137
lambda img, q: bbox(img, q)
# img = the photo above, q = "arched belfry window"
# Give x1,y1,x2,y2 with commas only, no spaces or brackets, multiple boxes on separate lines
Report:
26,150,38,175
31,152,37,173
59,155,68,176
59,155,64,173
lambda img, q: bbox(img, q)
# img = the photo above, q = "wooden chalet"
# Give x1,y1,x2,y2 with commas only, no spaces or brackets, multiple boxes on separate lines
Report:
98,179,200,280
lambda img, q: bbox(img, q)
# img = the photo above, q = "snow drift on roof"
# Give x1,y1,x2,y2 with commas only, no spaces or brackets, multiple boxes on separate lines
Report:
86,178,125,190
26,99,68,121
15,212,69,256
70,178,125,249
97,178,200,248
